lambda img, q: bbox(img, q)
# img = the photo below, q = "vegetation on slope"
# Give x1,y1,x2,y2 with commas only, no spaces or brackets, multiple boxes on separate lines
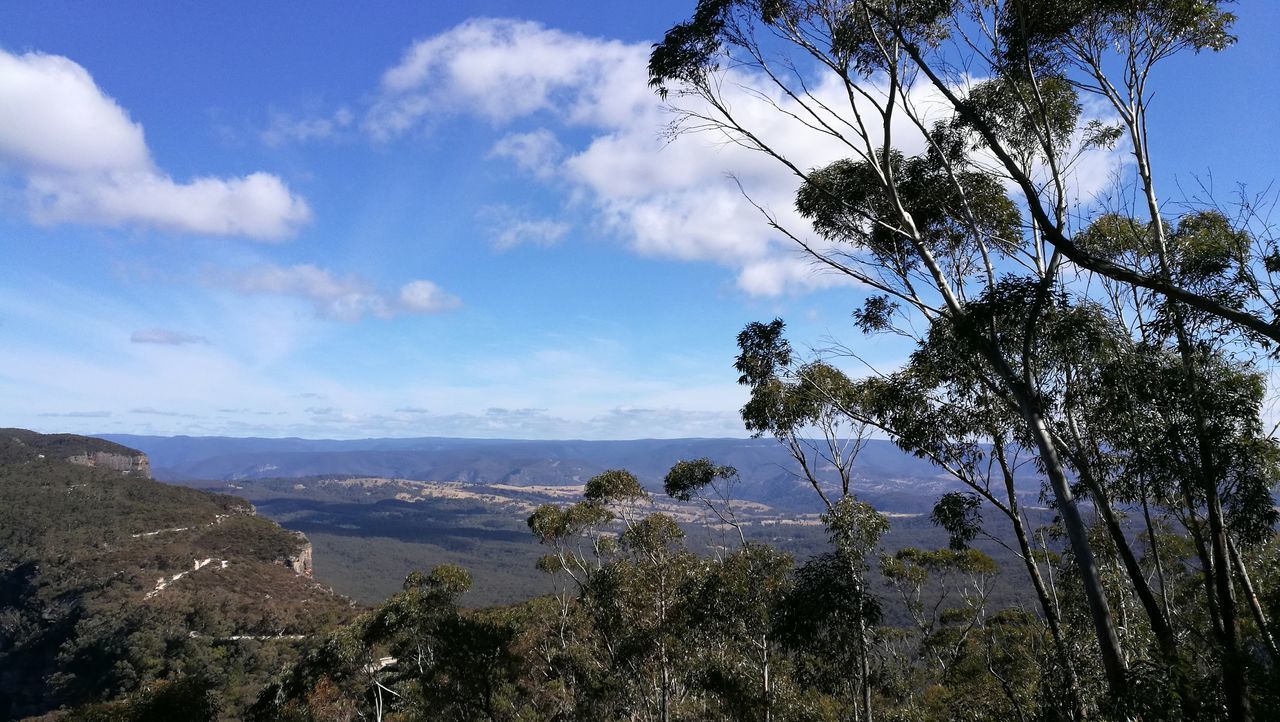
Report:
0,431,353,720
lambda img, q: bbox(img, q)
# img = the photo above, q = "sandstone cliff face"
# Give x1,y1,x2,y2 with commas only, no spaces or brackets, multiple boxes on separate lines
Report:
66,450,152,478
278,531,314,578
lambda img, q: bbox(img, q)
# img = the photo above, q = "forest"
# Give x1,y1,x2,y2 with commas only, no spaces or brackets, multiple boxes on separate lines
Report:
250,1,1280,720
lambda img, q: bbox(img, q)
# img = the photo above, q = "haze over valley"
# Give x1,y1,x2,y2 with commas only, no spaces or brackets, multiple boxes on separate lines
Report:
103,434,1030,604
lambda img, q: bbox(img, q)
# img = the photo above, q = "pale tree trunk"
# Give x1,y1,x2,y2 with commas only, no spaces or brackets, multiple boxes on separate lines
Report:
994,443,1088,720
1228,536,1280,664
972,342,1130,694
1126,84,1253,720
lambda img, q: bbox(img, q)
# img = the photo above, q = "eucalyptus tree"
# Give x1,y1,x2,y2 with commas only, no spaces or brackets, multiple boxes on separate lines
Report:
684,543,794,722
735,320,889,720
651,0,1276,716
249,566,478,722
879,547,1000,679
736,312,1098,716
664,457,749,549
587,511,700,722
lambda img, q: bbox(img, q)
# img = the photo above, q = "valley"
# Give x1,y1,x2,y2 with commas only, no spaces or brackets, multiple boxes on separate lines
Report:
101,434,1043,606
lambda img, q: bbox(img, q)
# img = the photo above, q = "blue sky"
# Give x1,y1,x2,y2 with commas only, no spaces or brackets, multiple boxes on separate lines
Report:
1,2,1276,439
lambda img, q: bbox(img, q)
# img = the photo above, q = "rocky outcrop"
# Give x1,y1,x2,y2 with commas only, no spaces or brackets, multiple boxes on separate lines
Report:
66,450,152,478
279,531,313,578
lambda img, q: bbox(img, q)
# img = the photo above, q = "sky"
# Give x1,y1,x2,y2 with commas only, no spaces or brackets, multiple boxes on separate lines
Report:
1,2,1277,440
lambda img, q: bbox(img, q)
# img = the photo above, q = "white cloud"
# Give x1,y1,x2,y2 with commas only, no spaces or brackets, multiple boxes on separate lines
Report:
0,52,148,173
363,405,745,439
131,406,198,418
37,410,112,418
370,19,1124,296
26,170,311,239
482,206,571,250
398,279,462,313
488,128,563,179
0,49,310,239
260,107,353,147
130,328,209,345
364,19,879,295
211,263,460,321
367,19,644,136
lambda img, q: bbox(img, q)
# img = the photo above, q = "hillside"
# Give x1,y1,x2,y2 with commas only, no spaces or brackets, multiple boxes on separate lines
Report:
0,430,353,720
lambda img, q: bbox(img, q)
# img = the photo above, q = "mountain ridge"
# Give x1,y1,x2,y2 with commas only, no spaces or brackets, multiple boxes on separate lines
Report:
96,434,984,513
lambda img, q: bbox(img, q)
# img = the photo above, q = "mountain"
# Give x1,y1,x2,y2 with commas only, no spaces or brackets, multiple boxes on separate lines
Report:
0,430,353,720
97,434,986,512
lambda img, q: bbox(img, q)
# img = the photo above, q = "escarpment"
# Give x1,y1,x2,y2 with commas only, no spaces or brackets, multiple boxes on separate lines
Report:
2,428,152,477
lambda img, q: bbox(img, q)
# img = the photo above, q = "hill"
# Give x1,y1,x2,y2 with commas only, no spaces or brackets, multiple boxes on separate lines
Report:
0,430,353,720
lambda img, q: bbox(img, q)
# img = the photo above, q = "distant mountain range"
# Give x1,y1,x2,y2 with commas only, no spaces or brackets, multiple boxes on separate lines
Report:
97,434,1012,513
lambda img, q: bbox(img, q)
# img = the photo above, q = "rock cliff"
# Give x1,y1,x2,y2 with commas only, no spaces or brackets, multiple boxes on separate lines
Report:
280,530,314,577
66,449,152,477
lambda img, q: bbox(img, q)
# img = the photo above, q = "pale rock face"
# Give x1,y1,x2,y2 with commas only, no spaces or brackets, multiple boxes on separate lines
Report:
289,543,314,578
65,450,152,478
278,531,314,578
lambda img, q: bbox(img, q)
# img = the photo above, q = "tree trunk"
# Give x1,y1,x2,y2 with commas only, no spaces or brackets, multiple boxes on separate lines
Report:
998,454,1088,720
1207,489,1252,721
1228,536,1280,664
980,348,1129,695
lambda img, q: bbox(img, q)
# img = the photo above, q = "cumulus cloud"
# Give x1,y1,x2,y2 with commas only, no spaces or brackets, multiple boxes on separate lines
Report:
369,19,1124,296
0,49,310,239
362,19,866,294
366,19,643,136
130,328,210,345
211,263,461,321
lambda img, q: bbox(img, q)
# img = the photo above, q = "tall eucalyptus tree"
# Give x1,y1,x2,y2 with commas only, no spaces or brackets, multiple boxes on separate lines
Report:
651,1,1276,717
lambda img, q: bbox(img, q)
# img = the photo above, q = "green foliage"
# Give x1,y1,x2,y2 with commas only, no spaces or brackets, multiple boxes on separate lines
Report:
663,457,739,501
995,0,1237,81
931,492,983,550
0,432,352,720
960,75,1083,159
62,676,222,722
795,146,1022,272
583,469,649,504
824,496,889,563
